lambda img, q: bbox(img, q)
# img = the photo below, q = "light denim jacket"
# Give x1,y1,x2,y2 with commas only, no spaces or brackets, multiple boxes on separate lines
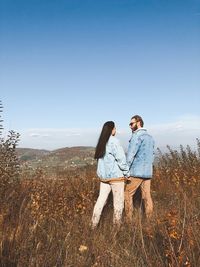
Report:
127,128,155,179
97,136,130,180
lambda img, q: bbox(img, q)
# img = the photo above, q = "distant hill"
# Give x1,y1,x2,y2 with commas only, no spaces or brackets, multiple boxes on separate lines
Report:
16,148,50,161
16,146,96,170
16,145,165,171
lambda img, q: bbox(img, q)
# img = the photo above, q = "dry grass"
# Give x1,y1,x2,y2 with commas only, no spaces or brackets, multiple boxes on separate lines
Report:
0,144,200,267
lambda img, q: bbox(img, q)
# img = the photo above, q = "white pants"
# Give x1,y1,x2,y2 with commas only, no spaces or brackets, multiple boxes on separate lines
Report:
92,181,125,227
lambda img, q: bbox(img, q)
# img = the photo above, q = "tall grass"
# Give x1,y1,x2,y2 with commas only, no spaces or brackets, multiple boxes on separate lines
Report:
0,140,200,266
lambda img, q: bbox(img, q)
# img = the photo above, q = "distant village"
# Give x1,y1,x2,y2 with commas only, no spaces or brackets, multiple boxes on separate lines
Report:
17,146,96,172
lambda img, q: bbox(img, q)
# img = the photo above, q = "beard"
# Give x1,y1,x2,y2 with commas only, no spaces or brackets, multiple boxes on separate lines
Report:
132,124,138,132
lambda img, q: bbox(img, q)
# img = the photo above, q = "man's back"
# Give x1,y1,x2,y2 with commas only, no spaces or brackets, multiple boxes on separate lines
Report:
127,128,154,178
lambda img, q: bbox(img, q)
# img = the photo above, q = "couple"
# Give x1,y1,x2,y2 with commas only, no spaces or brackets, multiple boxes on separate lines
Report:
92,115,155,228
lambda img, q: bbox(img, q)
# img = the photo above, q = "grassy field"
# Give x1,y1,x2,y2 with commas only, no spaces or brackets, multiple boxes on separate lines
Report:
0,143,200,267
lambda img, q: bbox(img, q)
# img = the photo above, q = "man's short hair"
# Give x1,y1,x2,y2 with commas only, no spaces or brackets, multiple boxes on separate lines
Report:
131,115,144,127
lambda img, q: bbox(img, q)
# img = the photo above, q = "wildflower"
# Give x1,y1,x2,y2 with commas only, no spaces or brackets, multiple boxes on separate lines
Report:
79,245,88,253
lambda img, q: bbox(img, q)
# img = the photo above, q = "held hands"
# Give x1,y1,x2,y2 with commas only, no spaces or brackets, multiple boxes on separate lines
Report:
125,176,131,181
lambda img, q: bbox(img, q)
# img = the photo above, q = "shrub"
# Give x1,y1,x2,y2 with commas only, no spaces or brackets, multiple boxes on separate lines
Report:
0,102,20,201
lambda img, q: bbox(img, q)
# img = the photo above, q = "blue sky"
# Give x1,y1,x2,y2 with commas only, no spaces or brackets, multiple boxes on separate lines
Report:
0,0,200,150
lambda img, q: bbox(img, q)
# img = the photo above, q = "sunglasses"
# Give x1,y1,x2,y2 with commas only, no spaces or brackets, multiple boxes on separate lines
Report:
129,122,136,126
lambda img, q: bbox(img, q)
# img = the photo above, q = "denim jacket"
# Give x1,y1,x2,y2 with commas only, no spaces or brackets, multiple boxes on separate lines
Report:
97,136,130,180
127,128,154,179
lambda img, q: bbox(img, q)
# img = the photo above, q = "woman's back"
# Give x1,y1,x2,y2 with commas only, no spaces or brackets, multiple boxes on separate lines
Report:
97,136,129,179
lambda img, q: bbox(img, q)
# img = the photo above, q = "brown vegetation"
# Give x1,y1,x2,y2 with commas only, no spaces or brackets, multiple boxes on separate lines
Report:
0,106,200,266
1,141,200,266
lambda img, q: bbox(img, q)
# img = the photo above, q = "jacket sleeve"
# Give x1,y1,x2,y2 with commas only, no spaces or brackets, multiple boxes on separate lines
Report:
111,139,130,177
126,135,142,168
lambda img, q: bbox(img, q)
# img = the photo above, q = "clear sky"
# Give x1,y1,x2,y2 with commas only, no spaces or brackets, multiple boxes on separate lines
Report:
0,0,200,150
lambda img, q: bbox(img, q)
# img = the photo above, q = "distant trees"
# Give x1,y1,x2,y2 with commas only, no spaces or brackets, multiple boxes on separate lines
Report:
0,101,20,200
0,101,3,135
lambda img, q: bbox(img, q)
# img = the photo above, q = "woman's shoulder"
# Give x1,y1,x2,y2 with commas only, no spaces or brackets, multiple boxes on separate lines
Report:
108,136,120,145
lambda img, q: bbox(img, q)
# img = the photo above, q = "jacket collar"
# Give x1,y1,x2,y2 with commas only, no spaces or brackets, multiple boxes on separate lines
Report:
133,128,147,134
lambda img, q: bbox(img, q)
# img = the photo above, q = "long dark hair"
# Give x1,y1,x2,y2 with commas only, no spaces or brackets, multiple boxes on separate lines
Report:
94,121,115,159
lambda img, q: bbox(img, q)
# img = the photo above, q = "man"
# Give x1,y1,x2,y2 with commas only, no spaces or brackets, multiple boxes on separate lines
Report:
125,115,154,222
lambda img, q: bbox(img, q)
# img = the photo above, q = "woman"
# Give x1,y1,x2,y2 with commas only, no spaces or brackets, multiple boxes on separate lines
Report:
91,121,130,228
